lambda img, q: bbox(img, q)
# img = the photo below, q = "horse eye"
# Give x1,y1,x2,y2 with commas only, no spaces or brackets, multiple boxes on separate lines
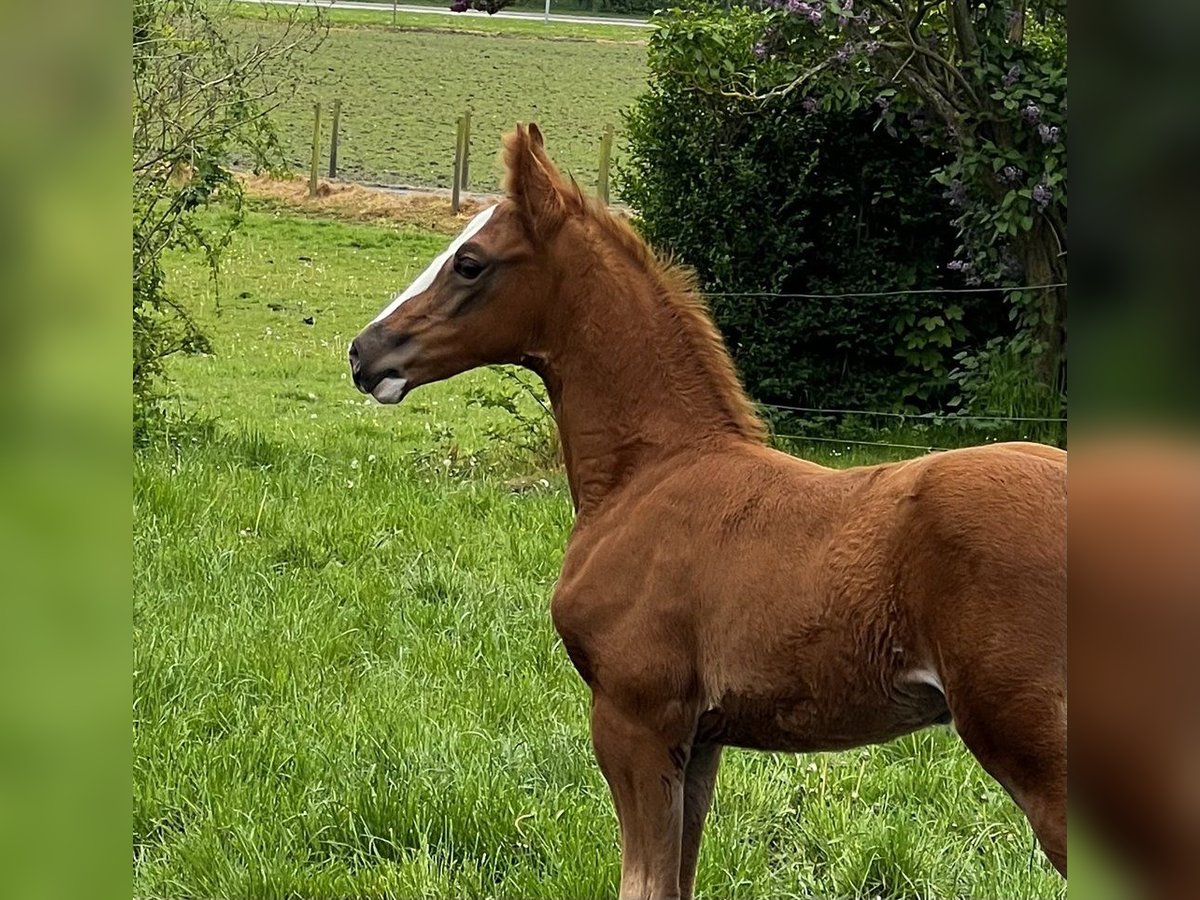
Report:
454,255,485,280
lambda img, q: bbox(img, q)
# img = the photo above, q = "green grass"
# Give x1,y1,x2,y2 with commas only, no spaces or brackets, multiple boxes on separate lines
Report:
134,205,1064,898
228,9,648,192
238,3,653,41
304,0,652,24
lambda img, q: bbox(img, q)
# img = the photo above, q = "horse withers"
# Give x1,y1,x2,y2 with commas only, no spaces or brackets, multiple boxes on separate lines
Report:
349,124,1067,900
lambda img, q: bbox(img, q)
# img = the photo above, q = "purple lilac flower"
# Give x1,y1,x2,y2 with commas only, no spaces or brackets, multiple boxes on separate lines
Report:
1032,183,1052,210
942,180,967,208
801,96,818,114
947,259,967,272
1038,123,1061,144
835,42,854,63
838,14,849,27
753,40,768,60
1002,64,1021,88
786,1,821,24
1021,102,1041,123
875,95,890,111
1000,164,1021,184
864,39,881,56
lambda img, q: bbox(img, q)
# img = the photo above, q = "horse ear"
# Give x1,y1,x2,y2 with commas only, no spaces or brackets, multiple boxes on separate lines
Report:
502,123,578,236
527,121,546,150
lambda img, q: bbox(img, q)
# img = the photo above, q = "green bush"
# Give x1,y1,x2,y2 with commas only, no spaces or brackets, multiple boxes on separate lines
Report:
133,0,323,444
619,4,1025,415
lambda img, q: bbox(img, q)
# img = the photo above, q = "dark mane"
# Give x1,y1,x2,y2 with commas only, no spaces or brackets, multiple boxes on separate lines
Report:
577,190,768,444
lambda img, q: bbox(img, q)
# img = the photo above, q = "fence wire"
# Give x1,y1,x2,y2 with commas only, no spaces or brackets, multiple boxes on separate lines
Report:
771,434,952,453
759,403,1067,425
706,282,1069,451
704,282,1068,300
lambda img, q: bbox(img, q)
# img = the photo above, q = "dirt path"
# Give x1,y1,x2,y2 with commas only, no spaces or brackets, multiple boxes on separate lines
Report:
239,171,630,232
239,172,500,233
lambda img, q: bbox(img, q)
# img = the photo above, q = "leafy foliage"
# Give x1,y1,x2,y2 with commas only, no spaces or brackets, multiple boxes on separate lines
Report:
621,4,1007,412
744,0,1068,412
132,0,323,442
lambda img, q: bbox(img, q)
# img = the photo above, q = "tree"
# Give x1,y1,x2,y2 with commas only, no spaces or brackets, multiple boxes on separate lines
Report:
621,5,989,414
456,0,1065,416
744,0,1066,402
132,0,324,441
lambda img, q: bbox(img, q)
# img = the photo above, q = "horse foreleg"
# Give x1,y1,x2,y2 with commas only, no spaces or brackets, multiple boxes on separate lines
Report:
591,693,692,900
679,743,722,900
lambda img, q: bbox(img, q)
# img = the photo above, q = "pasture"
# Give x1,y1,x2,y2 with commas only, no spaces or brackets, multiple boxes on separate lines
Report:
229,8,647,191
132,200,1064,898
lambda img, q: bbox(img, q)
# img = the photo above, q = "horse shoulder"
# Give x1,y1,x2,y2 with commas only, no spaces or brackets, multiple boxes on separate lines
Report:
549,458,760,697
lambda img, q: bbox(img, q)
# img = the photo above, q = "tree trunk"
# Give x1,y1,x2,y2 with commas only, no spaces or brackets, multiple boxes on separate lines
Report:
1016,218,1067,394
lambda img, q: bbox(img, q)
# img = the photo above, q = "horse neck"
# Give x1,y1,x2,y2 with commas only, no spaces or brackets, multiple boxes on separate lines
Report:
532,234,764,517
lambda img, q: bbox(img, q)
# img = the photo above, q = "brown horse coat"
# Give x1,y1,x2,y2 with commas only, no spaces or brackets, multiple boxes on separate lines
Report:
350,123,1067,900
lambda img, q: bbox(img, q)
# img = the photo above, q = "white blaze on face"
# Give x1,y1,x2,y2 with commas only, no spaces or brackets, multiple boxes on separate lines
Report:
370,204,497,325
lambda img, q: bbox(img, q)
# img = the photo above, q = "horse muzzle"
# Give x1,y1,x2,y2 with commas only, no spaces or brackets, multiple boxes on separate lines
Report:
349,330,412,405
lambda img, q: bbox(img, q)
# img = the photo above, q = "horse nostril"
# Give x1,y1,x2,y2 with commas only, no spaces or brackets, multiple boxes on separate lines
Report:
348,340,361,376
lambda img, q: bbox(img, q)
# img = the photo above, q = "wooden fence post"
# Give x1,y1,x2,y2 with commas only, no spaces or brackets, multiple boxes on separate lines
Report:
598,123,614,205
328,99,341,179
460,111,471,191
309,102,321,198
452,116,465,214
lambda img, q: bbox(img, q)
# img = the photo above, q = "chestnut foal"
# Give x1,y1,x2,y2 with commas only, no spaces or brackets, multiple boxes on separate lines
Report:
349,124,1067,899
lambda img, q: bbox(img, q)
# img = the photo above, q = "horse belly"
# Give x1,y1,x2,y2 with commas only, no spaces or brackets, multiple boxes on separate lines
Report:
698,675,949,754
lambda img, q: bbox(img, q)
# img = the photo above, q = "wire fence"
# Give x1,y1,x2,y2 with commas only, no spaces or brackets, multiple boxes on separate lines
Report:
760,402,1067,424
761,403,1066,456
695,281,1068,454
771,433,954,453
704,282,1068,301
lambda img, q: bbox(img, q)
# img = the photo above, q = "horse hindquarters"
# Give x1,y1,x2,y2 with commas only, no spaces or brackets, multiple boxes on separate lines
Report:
940,623,1068,875
895,448,1068,873
916,535,1070,873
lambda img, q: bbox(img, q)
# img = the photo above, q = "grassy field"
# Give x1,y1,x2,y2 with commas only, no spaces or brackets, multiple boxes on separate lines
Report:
133,201,1063,898
239,3,651,41
228,8,648,192
312,0,651,21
